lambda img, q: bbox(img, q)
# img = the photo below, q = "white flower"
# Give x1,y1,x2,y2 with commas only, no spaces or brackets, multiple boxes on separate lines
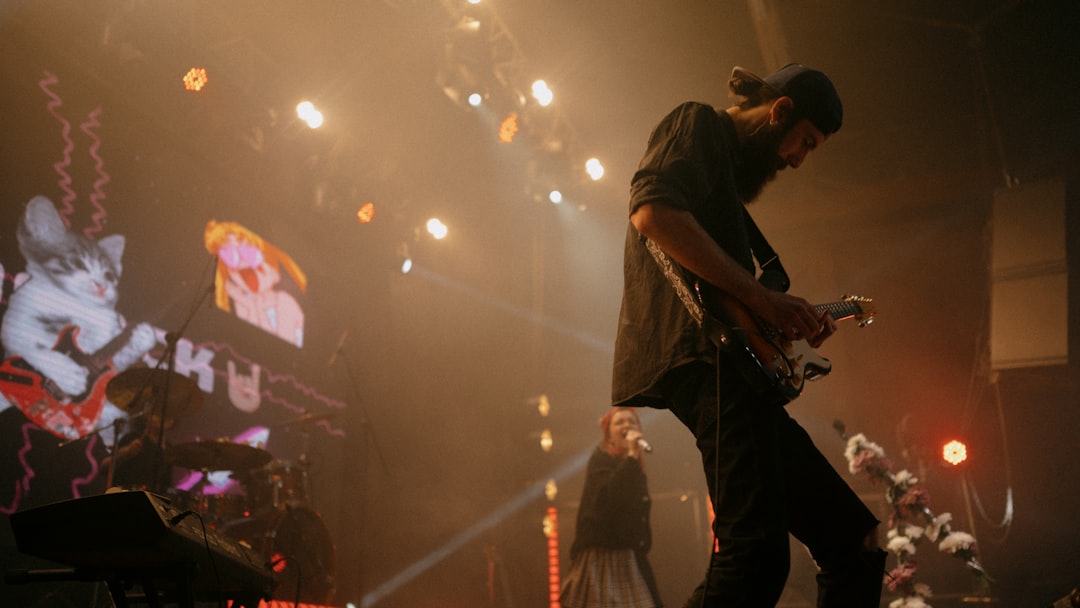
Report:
887,535,917,556
890,596,932,608
888,524,924,540
913,583,933,598
925,513,952,542
939,531,976,554
844,434,883,459
894,469,918,486
844,433,886,473
906,525,925,540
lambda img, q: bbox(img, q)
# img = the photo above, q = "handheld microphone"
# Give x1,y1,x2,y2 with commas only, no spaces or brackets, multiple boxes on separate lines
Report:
636,437,653,453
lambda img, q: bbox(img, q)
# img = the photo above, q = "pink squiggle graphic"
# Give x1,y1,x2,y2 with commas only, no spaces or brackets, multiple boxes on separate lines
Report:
258,389,346,438
209,366,348,438
0,423,40,515
263,370,350,410
197,340,348,410
313,419,344,437
80,106,111,239
39,71,78,226
71,434,101,498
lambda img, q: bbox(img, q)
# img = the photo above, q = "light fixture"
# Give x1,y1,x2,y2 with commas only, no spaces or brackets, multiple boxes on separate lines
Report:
296,101,324,129
531,79,553,107
182,67,208,92
585,157,604,180
425,218,448,240
942,439,968,466
357,202,376,224
397,243,413,275
539,429,553,452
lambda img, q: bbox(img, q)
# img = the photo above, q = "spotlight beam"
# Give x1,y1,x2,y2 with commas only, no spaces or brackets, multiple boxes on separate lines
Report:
360,450,590,608
359,408,663,607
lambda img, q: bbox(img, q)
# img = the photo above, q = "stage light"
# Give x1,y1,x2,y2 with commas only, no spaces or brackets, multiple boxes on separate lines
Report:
468,92,483,107
356,202,375,224
398,243,413,274
585,157,605,180
548,190,563,204
536,394,551,417
540,429,553,452
545,479,557,501
182,67,208,92
499,113,519,143
456,16,481,32
425,218,448,240
942,439,968,466
296,101,324,129
544,505,561,608
531,79,554,107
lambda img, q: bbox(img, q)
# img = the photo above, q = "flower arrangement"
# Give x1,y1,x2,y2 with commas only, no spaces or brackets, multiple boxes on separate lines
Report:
837,424,990,608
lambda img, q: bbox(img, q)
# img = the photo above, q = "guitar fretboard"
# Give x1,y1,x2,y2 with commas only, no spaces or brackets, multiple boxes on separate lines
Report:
815,300,866,323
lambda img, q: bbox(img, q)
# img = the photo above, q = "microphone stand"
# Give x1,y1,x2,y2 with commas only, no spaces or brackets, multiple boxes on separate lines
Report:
147,273,216,494
331,344,390,602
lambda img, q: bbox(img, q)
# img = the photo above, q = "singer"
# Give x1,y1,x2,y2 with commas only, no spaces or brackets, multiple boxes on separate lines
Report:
560,407,662,608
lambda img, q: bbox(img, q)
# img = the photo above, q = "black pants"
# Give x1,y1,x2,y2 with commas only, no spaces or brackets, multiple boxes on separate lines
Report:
656,361,885,608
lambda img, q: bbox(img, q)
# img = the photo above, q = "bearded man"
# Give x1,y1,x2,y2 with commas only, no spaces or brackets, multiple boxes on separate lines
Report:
612,63,886,607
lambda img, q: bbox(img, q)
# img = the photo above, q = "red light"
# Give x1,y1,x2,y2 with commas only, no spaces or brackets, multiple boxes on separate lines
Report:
545,506,561,606
942,440,968,466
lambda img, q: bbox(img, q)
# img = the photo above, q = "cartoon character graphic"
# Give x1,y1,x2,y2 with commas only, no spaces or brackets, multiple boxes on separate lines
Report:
0,196,156,440
204,220,307,347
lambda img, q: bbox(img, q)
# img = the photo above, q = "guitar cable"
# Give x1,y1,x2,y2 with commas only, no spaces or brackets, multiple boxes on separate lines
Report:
697,351,724,608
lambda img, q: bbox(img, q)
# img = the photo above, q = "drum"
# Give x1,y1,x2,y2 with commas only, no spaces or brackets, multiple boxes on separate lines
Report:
247,459,310,510
263,506,336,604
197,492,250,527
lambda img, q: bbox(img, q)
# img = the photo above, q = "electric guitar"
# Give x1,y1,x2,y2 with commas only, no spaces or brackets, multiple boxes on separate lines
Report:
0,322,145,439
695,281,876,403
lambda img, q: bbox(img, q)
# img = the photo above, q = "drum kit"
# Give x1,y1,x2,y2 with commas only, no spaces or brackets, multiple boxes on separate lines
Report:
105,367,337,605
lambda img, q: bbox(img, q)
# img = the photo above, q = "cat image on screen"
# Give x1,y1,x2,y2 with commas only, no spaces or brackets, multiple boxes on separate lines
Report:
0,196,156,440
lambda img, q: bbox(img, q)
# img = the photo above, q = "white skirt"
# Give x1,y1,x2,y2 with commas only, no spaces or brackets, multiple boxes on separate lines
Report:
560,547,658,608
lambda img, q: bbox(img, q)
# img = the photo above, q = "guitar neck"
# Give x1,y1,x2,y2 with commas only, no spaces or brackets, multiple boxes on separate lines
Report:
814,301,864,323
64,322,137,374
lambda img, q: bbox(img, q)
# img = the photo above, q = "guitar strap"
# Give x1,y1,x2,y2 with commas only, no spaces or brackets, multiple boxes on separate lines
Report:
639,206,790,335
640,235,739,351
641,236,705,327
742,207,790,293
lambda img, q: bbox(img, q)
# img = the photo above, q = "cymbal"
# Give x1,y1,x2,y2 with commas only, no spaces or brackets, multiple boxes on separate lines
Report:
168,439,273,471
272,411,337,429
107,368,204,417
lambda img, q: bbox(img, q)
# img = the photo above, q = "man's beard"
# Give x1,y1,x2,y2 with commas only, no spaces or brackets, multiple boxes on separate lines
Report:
734,121,790,203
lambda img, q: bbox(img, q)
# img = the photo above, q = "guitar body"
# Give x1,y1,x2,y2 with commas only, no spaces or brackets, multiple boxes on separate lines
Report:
696,282,875,403
0,325,121,439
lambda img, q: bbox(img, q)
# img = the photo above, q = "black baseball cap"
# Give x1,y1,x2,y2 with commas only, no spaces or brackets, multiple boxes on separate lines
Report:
732,63,843,135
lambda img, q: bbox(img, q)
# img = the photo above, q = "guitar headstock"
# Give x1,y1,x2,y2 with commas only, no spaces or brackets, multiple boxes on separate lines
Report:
840,294,876,328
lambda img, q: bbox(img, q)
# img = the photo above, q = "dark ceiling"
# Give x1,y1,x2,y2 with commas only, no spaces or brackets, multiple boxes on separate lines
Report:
2,0,1079,606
